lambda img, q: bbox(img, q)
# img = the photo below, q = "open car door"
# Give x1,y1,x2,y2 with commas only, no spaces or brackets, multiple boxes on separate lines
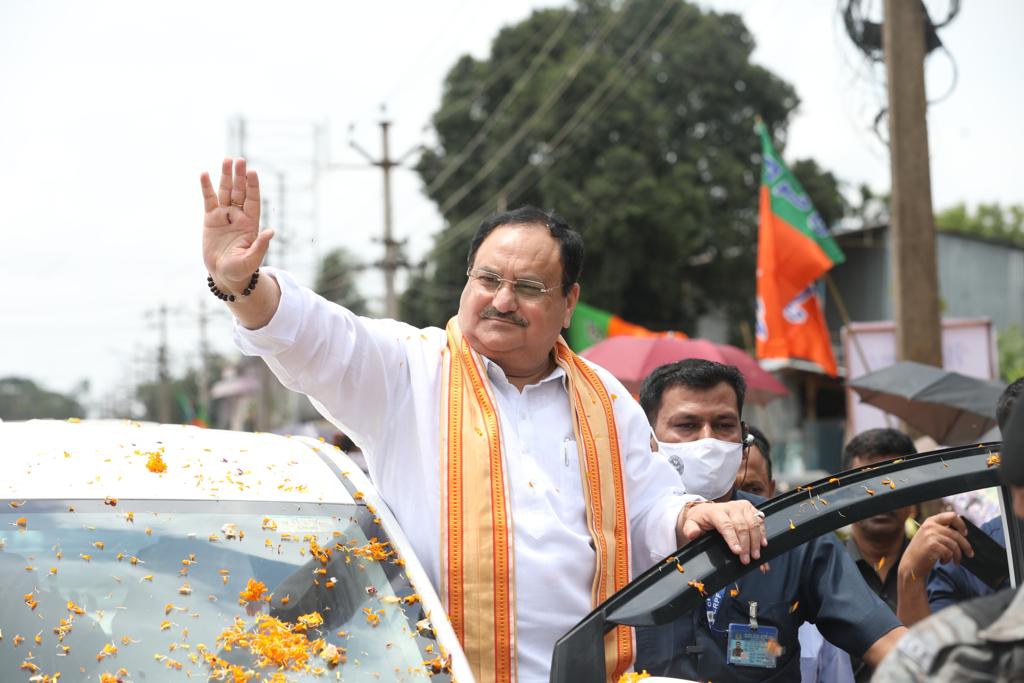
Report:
550,442,1024,683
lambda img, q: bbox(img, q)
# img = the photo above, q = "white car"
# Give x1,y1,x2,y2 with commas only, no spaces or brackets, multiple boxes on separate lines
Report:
0,419,473,683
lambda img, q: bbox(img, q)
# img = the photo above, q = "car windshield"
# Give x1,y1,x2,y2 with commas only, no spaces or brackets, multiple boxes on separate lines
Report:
0,499,451,682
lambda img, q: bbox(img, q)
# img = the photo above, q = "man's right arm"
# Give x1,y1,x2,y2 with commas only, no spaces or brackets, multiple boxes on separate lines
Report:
232,268,416,452
202,158,414,450
226,270,282,331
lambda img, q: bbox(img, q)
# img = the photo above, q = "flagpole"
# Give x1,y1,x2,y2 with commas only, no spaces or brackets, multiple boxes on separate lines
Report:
825,274,896,429
824,274,872,375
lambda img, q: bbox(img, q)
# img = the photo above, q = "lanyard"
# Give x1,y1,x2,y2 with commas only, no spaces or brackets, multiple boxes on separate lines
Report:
706,588,726,627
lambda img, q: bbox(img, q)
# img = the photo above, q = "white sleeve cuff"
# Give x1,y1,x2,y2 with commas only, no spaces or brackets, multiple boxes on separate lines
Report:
232,267,304,355
646,493,702,561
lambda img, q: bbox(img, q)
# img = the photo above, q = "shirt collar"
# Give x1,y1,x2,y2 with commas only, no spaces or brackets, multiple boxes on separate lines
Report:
844,536,866,564
481,354,567,389
978,587,1024,642
844,535,911,567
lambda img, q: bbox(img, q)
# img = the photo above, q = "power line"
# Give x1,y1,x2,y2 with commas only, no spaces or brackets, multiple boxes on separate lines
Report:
428,14,572,130
426,0,683,258
434,0,634,217
343,117,421,319
425,8,577,194
379,0,479,108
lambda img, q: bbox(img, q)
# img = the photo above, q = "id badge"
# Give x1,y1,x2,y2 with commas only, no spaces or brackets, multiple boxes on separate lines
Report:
726,623,781,669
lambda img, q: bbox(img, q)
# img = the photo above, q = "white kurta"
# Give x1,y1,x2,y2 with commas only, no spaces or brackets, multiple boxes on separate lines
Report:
233,268,696,683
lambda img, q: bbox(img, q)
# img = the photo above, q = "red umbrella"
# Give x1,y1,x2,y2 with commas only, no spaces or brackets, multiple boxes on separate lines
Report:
580,336,789,404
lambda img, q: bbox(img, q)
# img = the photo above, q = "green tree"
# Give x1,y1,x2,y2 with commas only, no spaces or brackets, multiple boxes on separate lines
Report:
314,247,367,315
0,377,85,420
936,202,1024,246
403,0,843,335
135,355,230,425
998,325,1024,383
790,159,847,229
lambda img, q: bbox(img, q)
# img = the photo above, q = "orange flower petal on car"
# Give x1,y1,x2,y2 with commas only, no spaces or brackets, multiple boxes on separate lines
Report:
146,451,167,473
686,580,706,596
863,486,876,496
988,453,1001,467
15,517,27,528
617,672,651,682
239,578,268,605
96,642,118,661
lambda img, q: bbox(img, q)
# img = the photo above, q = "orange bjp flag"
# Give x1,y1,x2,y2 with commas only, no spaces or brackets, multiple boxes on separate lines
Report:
755,121,843,376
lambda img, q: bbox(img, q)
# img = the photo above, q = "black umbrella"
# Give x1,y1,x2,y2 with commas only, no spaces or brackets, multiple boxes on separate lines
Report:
848,360,1006,445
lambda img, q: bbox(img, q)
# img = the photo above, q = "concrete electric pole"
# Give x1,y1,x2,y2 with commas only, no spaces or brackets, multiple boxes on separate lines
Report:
348,117,420,320
883,0,943,367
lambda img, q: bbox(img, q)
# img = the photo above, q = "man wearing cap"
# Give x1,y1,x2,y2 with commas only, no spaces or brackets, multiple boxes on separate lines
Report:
873,398,1024,681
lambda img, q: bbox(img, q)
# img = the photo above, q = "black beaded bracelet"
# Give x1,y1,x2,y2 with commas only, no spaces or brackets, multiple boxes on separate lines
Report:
207,270,260,302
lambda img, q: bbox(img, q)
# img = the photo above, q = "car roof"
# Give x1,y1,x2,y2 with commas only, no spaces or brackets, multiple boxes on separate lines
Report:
1,419,357,504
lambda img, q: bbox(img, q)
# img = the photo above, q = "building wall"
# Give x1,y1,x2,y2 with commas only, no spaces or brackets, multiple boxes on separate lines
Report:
827,230,892,332
826,227,1024,334
937,233,1024,331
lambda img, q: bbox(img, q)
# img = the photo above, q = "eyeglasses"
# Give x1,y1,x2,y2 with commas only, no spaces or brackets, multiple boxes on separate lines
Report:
466,269,563,300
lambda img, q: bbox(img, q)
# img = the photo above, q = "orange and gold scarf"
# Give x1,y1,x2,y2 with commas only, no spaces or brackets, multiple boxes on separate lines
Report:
440,318,633,682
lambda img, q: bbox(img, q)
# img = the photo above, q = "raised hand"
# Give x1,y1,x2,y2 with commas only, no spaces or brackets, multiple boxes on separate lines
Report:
201,158,275,294
901,511,974,576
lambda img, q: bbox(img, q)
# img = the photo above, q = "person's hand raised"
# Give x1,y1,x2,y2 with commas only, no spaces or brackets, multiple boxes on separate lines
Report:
900,511,973,578
201,158,274,294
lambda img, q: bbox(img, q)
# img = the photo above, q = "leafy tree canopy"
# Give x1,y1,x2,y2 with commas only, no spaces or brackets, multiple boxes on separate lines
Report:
998,325,1024,383
403,0,843,335
936,202,1024,246
0,377,85,420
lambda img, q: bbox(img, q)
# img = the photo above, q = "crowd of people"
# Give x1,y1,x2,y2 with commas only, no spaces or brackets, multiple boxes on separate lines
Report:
201,158,1024,682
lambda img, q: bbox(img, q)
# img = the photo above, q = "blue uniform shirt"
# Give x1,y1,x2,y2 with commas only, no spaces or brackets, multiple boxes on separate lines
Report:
635,491,901,682
926,516,1007,611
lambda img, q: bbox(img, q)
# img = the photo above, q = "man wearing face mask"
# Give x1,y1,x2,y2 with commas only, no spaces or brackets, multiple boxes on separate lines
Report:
634,359,905,682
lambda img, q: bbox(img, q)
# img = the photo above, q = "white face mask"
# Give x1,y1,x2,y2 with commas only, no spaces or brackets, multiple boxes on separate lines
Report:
657,437,744,500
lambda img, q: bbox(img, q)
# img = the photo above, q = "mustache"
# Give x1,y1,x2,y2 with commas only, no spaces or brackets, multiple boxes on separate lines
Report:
480,308,528,327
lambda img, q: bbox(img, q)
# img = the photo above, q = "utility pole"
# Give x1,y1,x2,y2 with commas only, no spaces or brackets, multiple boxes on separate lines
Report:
154,304,173,423
347,116,420,319
197,298,211,426
884,0,943,367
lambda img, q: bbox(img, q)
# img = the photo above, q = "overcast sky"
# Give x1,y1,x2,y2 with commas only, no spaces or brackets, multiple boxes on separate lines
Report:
2,0,1021,413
